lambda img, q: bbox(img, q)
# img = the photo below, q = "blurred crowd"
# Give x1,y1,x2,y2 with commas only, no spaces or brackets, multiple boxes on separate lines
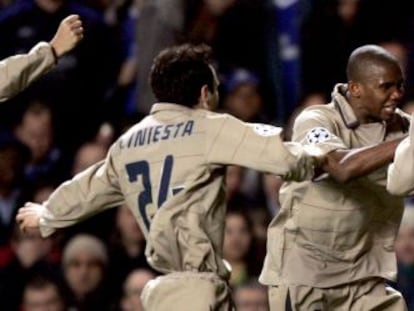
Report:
1,0,414,310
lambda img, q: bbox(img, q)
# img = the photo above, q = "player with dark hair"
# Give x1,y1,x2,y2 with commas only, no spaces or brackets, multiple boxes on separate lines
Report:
260,45,409,310
0,14,83,102
16,43,320,310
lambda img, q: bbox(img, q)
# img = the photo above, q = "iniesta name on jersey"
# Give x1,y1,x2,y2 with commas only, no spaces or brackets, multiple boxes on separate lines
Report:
120,120,195,148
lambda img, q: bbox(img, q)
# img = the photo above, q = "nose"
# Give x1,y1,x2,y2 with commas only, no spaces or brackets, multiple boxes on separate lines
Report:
391,85,404,101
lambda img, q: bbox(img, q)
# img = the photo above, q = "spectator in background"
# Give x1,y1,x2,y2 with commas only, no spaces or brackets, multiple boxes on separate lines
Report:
120,268,156,311
22,273,67,311
222,68,264,123
394,206,414,310
0,226,58,311
62,234,112,311
14,100,68,183
71,141,107,176
233,280,269,311
223,208,261,287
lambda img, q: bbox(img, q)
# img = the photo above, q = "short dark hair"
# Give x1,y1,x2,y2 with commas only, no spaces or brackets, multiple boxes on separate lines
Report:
346,45,400,82
24,272,65,301
150,44,215,107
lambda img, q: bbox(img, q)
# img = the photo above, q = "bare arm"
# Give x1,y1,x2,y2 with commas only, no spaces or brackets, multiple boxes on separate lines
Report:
323,138,403,184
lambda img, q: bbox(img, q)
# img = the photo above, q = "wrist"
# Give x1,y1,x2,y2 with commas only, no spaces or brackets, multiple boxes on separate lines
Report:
49,42,59,63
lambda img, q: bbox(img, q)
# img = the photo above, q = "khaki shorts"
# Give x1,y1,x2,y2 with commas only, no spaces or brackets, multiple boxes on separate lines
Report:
268,278,407,311
141,271,234,311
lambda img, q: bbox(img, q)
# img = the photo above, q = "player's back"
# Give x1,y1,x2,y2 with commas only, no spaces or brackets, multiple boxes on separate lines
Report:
115,103,231,278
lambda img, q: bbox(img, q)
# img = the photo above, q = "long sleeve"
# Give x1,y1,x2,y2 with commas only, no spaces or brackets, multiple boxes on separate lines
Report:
387,115,414,195
39,146,124,237
0,42,55,102
205,114,320,181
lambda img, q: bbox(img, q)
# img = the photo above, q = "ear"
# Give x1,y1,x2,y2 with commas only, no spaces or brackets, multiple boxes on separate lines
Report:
348,81,361,98
196,85,210,109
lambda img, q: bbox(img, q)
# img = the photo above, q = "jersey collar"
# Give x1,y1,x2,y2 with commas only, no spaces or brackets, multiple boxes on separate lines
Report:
150,103,193,114
331,83,360,129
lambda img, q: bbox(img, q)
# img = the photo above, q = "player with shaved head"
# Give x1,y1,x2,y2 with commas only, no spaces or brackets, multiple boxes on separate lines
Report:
260,45,409,310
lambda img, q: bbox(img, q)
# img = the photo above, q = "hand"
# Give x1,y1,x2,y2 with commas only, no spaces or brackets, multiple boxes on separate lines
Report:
16,202,43,233
49,14,84,58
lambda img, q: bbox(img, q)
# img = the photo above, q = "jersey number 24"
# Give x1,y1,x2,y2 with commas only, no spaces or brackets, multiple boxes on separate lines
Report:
126,155,174,230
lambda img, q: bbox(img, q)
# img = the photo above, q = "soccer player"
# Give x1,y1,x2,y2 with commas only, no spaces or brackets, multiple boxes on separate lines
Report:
16,44,320,310
0,14,83,102
260,45,409,310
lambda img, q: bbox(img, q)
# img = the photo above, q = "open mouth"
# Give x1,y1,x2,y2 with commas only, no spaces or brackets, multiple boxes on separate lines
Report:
383,105,396,114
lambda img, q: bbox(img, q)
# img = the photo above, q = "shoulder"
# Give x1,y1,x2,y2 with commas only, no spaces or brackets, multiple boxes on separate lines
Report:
202,111,243,126
294,104,337,126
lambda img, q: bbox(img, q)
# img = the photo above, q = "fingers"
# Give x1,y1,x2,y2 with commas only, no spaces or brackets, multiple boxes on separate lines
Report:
64,15,84,40
64,14,80,24
15,202,42,233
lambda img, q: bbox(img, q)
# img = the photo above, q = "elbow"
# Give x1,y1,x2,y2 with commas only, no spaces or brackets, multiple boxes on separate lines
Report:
329,170,352,184
322,163,353,184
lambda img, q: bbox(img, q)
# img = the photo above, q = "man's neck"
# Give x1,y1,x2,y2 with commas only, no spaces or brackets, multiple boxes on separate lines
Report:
347,93,373,124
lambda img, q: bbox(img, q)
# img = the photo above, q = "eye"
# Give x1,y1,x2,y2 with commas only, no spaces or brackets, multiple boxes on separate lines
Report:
380,82,394,90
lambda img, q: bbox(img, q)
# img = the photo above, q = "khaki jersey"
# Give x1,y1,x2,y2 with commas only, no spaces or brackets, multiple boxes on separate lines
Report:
0,42,55,102
260,84,409,288
39,103,317,279
387,114,414,196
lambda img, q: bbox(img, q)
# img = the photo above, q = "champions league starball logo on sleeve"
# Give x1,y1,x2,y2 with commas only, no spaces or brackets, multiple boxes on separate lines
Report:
252,124,281,137
306,127,332,144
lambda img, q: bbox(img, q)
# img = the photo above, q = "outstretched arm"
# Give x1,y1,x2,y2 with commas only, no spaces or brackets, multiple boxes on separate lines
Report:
16,144,124,237
322,138,403,184
205,114,322,182
292,107,407,184
0,14,83,102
